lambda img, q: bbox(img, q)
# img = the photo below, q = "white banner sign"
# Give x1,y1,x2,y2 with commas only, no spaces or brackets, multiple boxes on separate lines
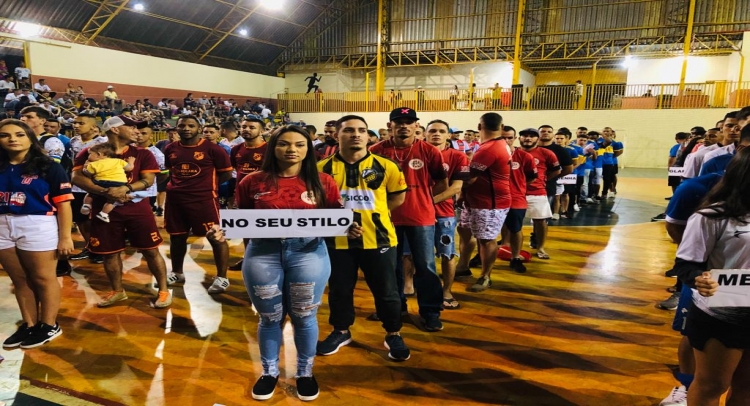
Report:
668,167,686,176
559,174,577,185
220,209,353,239
706,269,750,307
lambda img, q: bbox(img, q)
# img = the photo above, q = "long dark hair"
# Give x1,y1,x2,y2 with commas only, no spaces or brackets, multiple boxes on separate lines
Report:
698,147,750,224
261,125,327,208
0,119,53,177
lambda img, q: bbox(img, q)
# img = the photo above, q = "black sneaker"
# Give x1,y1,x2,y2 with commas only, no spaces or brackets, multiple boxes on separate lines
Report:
422,314,443,332
20,322,62,349
3,322,31,348
651,213,667,222
510,258,527,274
316,330,352,355
468,253,481,268
530,232,538,249
384,334,410,361
251,375,278,401
69,249,90,261
296,376,319,401
56,260,72,277
665,268,678,278
229,259,244,271
90,254,104,264
155,207,164,217
454,268,473,280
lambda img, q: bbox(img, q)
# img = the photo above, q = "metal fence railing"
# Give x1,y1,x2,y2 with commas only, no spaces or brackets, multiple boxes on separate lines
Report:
278,81,750,113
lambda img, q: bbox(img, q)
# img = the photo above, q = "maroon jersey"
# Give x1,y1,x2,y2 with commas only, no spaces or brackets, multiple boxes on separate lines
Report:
463,138,512,210
230,142,267,184
510,148,537,209
523,147,560,196
73,146,160,217
236,172,342,210
435,147,470,218
164,139,233,202
370,139,446,226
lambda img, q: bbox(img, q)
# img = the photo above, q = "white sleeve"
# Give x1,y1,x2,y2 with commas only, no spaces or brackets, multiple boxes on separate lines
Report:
675,211,722,263
682,153,697,178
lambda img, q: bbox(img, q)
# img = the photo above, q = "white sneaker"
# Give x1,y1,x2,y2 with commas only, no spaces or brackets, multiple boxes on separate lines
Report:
573,204,580,212
551,213,560,220
166,272,186,286
80,204,91,215
208,277,230,293
659,385,687,406
585,198,595,203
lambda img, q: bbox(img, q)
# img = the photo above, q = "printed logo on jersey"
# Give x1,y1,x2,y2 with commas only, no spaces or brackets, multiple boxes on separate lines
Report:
340,188,376,211
60,182,72,189
173,162,202,178
20,175,38,185
511,161,520,170
89,237,100,247
194,152,205,160
408,159,424,170
300,191,317,205
534,158,540,165
239,163,260,175
470,161,487,171
9,192,25,206
362,167,385,189
253,153,263,162
254,191,272,200
442,162,450,173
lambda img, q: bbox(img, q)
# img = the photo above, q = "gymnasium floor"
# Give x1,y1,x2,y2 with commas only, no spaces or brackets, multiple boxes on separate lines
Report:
0,169,687,406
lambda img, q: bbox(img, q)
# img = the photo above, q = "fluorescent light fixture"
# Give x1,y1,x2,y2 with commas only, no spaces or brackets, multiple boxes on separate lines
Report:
133,3,145,11
239,28,248,36
13,22,41,38
260,0,283,10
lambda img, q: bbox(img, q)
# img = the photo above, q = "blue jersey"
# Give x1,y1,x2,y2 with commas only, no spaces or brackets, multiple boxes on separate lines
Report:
568,144,585,176
611,141,623,165
700,153,733,176
596,138,615,165
669,143,681,158
665,173,722,225
587,141,603,168
0,162,74,215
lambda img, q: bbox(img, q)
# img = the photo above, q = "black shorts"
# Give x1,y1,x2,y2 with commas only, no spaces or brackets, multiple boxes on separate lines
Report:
563,184,576,195
685,303,750,351
613,165,619,174
71,192,90,224
227,178,237,196
503,208,526,233
157,176,168,193
668,175,682,187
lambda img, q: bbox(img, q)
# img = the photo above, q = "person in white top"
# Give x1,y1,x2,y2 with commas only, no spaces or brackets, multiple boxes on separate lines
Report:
674,147,750,406
683,112,737,178
261,106,272,120
0,75,16,91
34,79,52,93
14,62,30,80
700,110,747,173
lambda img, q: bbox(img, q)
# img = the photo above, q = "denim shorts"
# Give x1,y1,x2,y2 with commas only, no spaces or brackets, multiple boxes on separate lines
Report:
434,216,458,258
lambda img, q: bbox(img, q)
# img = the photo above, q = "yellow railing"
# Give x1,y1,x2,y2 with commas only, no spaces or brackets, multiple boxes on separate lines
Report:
278,81,750,113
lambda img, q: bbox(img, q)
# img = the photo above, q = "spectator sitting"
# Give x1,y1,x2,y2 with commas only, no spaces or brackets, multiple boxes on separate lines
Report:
0,59,8,77
102,85,122,110
34,79,52,94
21,89,37,104
4,89,21,109
183,93,194,108
0,75,16,95
198,95,210,106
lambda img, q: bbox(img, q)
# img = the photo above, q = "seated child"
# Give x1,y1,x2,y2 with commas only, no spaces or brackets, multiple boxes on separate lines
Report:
80,143,148,223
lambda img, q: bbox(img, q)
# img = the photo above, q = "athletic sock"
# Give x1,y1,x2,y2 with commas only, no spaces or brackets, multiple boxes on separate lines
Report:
676,372,694,389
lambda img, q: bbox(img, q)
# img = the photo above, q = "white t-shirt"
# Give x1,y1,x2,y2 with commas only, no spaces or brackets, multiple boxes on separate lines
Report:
34,83,51,92
677,209,750,324
701,144,735,171
0,80,15,90
146,145,165,197
4,93,18,102
683,144,719,178
261,108,271,118
15,67,30,79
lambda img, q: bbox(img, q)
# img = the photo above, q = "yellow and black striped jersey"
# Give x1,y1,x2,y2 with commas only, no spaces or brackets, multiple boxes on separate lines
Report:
318,152,407,250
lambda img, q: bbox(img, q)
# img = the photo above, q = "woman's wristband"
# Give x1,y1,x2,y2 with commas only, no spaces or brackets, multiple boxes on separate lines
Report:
125,183,134,192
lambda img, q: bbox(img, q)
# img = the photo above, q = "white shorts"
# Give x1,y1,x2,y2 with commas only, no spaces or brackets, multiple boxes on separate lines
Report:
555,183,564,196
525,195,553,220
459,207,509,240
0,215,59,251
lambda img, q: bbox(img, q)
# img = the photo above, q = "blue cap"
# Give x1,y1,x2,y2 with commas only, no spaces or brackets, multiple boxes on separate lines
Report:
450,127,462,134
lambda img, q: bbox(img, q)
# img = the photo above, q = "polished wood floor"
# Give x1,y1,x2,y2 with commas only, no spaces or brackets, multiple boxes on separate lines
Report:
0,173,690,405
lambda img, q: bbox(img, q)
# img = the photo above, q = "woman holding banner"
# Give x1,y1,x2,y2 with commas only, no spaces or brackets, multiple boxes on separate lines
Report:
674,146,750,406
208,125,342,402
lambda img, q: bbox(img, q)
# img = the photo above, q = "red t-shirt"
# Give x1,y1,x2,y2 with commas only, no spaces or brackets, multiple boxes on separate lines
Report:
73,146,160,217
523,147,560,196
463,138,512,210
236,172,342,210
370,139,446,226
509,148,537,209
164,139,233,202
435,147,470,218
230,142,267,184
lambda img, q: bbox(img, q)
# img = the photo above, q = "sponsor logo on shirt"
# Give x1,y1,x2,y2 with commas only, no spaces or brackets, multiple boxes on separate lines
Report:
173,163,201,178
470,161,487,171
511,161,520,170
340,188,376,211
194,152,205,160
442,162,450,173
408,159,424,170
253,153,263,162
300,191,317,205
20,175,38,185
534,158,540,165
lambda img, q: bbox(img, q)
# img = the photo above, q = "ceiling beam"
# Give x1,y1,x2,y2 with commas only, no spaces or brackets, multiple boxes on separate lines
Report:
75,0,128,44
194,2,261,60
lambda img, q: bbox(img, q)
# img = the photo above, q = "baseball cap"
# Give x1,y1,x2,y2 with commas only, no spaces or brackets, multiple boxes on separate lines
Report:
367,129,379,139
102,115,148,132
389,107,419,122
449,127,462,134
325,120,337,127
519,128,540,137
107,85,114,89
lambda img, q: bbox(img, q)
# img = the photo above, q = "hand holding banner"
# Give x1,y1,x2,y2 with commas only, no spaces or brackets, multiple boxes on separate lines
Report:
705,269,750,307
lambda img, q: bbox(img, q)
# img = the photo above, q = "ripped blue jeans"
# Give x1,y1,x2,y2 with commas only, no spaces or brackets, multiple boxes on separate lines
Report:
242,237,331,378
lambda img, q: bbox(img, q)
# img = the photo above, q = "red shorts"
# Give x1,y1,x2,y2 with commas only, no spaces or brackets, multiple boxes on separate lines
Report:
88,201,163,254
165,197,220,236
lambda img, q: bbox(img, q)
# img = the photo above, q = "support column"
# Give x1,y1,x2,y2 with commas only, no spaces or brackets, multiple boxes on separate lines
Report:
678,0,697,94
512,0,526,85
375,0,390,93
